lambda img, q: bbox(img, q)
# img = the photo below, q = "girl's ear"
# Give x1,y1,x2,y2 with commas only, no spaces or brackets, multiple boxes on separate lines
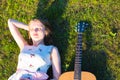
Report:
45,31,48,36
28,31,30,39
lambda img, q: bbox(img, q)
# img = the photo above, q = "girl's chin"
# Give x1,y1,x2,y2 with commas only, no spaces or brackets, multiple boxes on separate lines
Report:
32,38,43,42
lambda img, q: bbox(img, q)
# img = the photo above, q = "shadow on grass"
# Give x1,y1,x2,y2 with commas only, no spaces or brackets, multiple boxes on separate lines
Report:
67,21,114,80
35,0,69,79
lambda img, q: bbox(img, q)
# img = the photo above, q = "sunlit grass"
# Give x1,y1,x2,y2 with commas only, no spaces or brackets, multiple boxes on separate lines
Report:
0,0,120,80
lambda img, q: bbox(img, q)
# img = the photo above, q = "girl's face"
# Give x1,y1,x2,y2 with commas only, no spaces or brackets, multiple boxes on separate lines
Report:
29,21,46,42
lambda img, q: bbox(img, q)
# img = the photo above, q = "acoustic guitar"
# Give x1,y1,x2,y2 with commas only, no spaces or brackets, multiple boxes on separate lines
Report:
59,21,96,80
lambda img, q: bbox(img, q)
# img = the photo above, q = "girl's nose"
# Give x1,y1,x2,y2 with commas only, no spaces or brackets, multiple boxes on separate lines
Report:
35,28,39,32
34,28,41,32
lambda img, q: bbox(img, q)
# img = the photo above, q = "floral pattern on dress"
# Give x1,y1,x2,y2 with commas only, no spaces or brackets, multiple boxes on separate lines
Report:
8,44,53,80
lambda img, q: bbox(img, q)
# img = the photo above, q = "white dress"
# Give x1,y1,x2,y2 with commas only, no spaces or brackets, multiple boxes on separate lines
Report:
8,44,53,80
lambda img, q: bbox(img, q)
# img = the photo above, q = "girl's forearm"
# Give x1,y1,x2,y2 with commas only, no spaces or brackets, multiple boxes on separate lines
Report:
8,19,29,31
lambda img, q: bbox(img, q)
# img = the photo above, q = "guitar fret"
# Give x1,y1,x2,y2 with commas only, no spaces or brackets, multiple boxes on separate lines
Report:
76,52,82,54
75,57,81,59
76,49,82,51
76,48,82,50
74,64,81,67
75,61,82,64
76,46,82,47
77,43,82,45
75,56,82,58
75,59,82,61
77,46,82,47
75,60,82,62
75,55,82,57
75,62,81,64
75,53,82,55
76,46,82,48
75,55,82,58
78,40,82,42
76,51,82,53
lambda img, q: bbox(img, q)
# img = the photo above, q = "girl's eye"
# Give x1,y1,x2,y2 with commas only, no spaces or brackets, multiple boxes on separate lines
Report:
30,28,43,31
37,28,42,30
35,28,42,31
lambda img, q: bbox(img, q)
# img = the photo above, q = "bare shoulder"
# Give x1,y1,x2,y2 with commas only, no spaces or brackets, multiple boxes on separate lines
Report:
50,46,60,58
51,46,59,54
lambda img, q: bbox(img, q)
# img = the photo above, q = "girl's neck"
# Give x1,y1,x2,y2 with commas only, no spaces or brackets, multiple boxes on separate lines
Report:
33,40,44,46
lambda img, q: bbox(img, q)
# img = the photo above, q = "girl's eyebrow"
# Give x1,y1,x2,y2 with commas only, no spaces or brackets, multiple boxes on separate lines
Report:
34,24,45,28
40,24,45,28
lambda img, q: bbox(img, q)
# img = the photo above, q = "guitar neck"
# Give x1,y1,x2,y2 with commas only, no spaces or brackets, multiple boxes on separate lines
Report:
74,33,82,80
59,22,96,80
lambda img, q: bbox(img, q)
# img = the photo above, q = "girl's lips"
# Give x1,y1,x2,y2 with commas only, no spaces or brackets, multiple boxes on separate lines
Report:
33,34,38,36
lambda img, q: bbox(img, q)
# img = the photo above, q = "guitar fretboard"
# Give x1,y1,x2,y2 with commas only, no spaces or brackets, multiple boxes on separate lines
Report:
74,33,82,80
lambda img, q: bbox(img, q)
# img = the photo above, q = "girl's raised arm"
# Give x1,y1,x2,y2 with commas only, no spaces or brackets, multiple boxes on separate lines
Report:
8,19,29,51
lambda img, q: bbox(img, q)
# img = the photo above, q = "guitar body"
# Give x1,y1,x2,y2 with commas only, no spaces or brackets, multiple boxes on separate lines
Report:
59,71,96,80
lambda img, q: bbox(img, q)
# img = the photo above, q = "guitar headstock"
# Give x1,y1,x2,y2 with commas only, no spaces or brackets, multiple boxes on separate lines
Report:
76,21,89,33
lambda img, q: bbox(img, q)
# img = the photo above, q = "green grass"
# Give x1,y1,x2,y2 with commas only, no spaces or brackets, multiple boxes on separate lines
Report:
0,0,120,80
